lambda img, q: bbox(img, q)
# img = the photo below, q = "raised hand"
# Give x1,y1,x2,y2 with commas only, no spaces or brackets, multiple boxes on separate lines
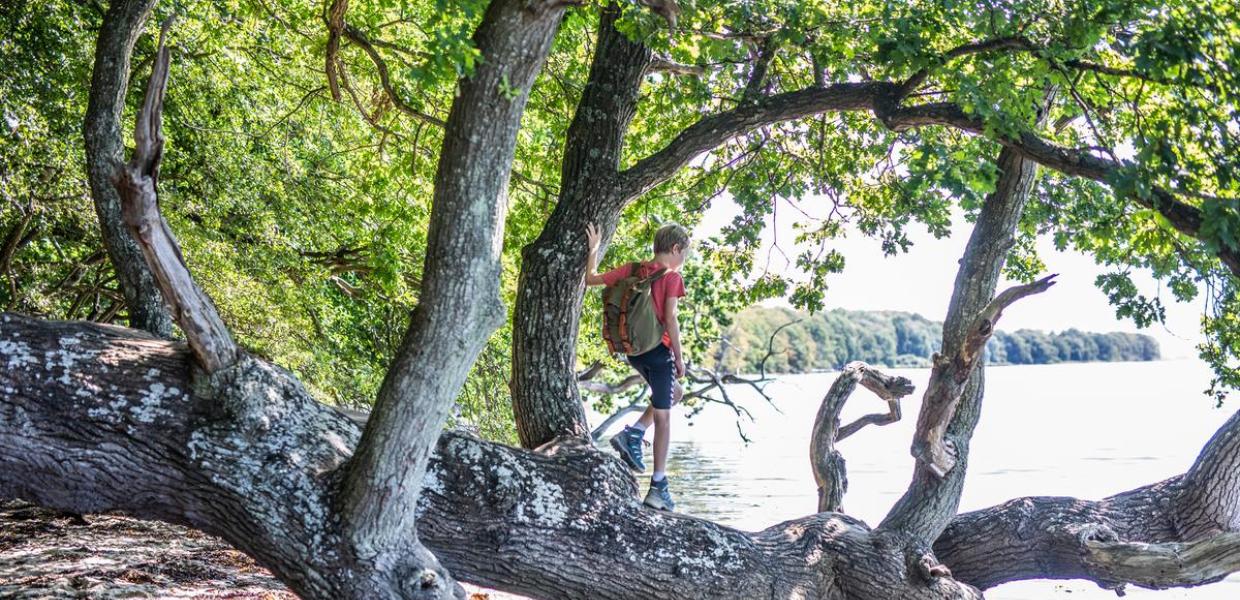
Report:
585,222,601,256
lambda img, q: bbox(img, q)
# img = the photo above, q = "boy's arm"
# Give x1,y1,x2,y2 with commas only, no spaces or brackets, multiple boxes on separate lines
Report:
664,296,685,378
583,223,606,287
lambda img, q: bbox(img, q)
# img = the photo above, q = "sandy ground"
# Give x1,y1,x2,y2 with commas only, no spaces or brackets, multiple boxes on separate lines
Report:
0,501,524,600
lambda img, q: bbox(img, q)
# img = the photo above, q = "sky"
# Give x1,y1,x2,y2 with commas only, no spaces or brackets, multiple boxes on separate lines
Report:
692,194,1208,360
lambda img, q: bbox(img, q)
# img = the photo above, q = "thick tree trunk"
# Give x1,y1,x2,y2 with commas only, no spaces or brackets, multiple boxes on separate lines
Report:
6,313,1240,599
0,314,981,600
510,3,653,448
337,1,567,582
83,0,172,337
0,315,365,598
937,409,1240,594
67,1,570,596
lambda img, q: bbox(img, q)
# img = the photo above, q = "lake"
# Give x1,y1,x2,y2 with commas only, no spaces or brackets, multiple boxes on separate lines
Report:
594,359,1240,599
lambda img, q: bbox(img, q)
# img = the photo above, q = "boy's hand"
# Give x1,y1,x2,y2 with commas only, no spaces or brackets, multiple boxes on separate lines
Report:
674,356,685,379
585,222,601,255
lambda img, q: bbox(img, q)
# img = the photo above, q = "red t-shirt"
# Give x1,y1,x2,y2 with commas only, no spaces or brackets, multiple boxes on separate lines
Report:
601,261,686,348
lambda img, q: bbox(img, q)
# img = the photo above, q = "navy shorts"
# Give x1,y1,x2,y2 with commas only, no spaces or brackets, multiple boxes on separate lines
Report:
627,344,676,410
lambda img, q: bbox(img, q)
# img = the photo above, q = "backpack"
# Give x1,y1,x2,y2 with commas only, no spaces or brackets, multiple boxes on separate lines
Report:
602,262,669,356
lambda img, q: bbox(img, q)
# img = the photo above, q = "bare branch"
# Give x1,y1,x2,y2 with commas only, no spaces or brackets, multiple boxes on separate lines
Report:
589,390,647,441
810,362,914,512
576,360,605,381
912,274,1057,478
579,374,644,395
112,21,239,373
757,318,800,380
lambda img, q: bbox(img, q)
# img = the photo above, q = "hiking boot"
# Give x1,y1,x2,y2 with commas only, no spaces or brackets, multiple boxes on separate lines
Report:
644,477,675,512
609,426,646,472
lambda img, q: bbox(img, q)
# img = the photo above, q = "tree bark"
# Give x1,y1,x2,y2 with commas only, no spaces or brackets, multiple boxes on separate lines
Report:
810,362,914,512
7,313,1240,599
0,314,982,600
333,0,568,593
83,0,172,337
510,2,653,448
877,142,1047,545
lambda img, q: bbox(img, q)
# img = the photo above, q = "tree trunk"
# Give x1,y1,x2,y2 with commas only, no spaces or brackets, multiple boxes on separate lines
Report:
6,313,1240,599
62,0,570,596
83,0,172,337
510,3,653,448
879,144,1045,544
337,0,567,589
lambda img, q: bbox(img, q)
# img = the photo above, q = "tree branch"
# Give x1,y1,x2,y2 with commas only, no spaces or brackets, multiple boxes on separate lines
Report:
878,102,1240,277
616,71,1237,278
911,274,1057,479
323,0,347,101
111,21,239,373
338,0,567,566
757,318,799,380
881,140,1048,543
810,362,914,512
618,82,892,199
938,413,1240,593
647,56,705,76
340,23,445,127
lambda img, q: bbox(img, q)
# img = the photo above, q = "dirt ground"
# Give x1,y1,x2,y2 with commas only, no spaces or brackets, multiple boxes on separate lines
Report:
0,501,522,600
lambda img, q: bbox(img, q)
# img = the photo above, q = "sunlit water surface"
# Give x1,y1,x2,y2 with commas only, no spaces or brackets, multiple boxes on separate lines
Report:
593,359,1240,599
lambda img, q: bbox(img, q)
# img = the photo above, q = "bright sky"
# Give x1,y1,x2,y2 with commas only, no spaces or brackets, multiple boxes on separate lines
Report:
693,194,1208,359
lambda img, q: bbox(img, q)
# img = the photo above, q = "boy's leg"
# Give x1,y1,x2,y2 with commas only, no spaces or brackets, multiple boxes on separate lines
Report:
610,356,655,472
635,406,655,430
651,408,671,478
640,346,677,511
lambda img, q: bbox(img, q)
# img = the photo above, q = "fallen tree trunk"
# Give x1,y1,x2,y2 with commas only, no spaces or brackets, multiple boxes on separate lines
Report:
5,312,1240,599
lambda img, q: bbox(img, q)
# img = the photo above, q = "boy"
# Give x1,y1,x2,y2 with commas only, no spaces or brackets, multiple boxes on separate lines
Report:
584,221,690,511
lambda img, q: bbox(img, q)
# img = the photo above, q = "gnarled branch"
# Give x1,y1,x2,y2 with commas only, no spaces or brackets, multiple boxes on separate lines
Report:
810,362,914,512
911,274,1057,479
111,21,239,374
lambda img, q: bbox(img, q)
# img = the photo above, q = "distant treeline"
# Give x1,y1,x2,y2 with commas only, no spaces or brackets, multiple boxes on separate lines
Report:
711,307,1161,374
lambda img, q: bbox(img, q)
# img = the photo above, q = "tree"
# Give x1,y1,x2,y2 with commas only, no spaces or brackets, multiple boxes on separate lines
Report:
4,0,1240,599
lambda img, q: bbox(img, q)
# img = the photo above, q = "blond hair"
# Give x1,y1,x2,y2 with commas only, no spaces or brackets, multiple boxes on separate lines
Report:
653,223,691,254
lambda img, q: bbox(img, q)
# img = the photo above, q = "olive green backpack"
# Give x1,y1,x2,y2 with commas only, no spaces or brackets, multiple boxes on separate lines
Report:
602,262,669,356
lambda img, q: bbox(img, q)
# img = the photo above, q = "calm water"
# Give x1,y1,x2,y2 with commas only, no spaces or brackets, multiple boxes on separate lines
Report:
594,359,1240,599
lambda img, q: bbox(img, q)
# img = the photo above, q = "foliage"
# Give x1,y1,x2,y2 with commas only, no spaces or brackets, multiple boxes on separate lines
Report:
2,0,1238,445
714,306,1159,374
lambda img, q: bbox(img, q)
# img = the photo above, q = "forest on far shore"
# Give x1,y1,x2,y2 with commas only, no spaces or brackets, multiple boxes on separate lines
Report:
712,306,1161,374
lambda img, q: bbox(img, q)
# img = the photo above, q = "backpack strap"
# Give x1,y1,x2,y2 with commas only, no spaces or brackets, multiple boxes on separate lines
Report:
617,284,637,354
641,267,669,285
